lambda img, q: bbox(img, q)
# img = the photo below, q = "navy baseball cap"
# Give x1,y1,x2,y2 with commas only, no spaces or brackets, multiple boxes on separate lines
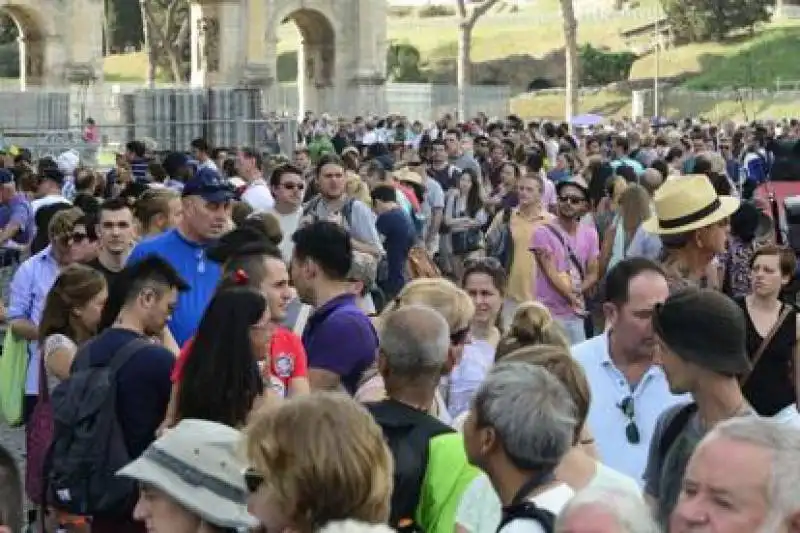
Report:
182,166,234,203
0,168,13,185
162,152,190,176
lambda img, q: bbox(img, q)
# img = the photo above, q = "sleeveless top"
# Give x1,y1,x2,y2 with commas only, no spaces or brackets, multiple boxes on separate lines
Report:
737,297,797,416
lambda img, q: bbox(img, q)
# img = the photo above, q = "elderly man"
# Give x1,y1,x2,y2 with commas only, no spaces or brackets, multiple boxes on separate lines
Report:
463,362,577,533
670,417,800,533
366,305,456,531
556,487,658,533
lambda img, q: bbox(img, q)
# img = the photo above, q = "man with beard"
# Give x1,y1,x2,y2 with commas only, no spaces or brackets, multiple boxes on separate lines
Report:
127,167,233,345
291,221,377,393
530,176,600,344
87,198,136,286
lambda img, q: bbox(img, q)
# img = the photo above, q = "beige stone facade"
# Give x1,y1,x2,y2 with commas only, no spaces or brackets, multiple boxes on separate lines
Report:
1,0,104,88
191,0,388,116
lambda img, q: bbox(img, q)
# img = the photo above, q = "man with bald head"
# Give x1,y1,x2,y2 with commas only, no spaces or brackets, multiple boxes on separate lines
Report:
366,305,457,531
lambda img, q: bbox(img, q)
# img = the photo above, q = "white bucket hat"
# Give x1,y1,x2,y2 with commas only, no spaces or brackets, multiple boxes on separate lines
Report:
642,174,740,235
117,419,258,530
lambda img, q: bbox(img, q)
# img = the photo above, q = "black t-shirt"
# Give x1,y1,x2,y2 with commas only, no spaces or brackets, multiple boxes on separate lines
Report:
86,257,123,289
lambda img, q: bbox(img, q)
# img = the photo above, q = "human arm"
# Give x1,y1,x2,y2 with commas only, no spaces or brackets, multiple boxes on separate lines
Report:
582,227,601,294
599,223,616,278
530,228,578,303
43,335,78,381
443,192,476,231
8,262,38,341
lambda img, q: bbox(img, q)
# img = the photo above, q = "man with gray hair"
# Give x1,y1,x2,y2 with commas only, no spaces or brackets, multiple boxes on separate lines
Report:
366,305,455,531
555,487,658,533
463,362,577,533
670,417,800,533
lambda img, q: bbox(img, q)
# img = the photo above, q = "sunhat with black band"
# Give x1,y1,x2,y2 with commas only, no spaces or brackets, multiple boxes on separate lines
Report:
117,419,259,529
642,174,740,235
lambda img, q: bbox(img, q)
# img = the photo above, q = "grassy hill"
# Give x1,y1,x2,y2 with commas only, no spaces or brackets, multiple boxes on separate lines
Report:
96,3,800,119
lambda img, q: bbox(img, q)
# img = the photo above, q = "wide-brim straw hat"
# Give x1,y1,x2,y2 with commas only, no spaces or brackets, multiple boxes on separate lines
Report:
393,166,424,187
642,174,740,235
117,419,258,530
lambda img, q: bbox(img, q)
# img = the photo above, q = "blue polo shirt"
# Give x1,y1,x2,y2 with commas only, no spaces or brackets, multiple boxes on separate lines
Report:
127,228,221,345
302,293,377,394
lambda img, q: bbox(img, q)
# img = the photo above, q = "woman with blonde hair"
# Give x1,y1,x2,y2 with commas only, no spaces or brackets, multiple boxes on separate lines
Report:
494,301,569,359
600,183,662,276
244,392,392,533
355,277,475,426
134,188,182,237
455,344,640,533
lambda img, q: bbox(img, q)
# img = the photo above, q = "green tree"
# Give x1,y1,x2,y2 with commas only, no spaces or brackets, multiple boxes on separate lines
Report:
105,0,144,53
661,0,771,43
0,13,18,78
579,44,638,86
386,43,428,82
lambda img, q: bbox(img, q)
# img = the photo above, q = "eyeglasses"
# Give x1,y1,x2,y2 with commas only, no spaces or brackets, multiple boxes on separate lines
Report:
558,196,585,205
243,467,264,493
282,182,305,191
618,396,641,444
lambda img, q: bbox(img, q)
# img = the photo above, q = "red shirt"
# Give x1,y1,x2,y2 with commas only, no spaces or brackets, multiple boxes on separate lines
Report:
171,327,308,397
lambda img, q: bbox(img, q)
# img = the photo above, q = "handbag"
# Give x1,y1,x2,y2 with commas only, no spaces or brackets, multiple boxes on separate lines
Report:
0,328,29,426
451,227,483,255
25,344,55,504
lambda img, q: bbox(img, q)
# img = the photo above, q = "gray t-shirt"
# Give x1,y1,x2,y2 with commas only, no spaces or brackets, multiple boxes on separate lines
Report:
643,403,755,527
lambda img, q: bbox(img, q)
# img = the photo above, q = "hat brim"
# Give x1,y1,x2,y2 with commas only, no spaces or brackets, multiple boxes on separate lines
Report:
118,458,259,530
188,189,235,203
642,195,741,235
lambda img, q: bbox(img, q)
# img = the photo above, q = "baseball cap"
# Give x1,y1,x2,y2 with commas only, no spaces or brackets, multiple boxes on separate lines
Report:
162,152,190,176
182,167,234,203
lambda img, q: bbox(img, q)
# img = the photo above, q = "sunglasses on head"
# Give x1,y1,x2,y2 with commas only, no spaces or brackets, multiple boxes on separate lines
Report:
243,467,265,493
463,257,503,271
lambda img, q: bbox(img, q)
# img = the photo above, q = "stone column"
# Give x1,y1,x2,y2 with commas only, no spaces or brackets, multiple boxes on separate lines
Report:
349,0,387,116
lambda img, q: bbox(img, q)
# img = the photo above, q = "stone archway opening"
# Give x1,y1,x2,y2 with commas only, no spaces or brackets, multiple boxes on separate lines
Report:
280,8,335,115
0,5,45,90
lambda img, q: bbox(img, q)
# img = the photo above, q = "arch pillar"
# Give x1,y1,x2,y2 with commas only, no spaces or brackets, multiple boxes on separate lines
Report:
199,0,387,116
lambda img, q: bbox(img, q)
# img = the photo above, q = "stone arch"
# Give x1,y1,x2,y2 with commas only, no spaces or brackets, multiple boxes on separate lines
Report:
277,8,337,113
0,0,104,88
193,0,388,116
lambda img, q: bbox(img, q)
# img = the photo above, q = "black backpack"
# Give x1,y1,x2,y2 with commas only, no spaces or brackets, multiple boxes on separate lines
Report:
658,402,698,463
47,337,150,516
496,472,557,533
486,207,514,271
367,400,453,532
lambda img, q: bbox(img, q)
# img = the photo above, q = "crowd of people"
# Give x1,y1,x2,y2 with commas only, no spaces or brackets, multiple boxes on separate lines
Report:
0,112,799,533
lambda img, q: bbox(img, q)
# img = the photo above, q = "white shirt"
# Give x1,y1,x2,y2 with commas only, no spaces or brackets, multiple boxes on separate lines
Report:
31,194,70,215
241,178,275,212
572,332,691,484
269,207,303,262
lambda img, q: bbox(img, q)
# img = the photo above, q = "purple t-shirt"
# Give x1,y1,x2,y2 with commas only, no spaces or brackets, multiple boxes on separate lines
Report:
530,221,599,319
0,193,34,245
302,293,378,394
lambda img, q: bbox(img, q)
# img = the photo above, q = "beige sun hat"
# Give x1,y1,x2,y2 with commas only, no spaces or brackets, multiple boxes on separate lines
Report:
642,174,740,235
117,419,258,530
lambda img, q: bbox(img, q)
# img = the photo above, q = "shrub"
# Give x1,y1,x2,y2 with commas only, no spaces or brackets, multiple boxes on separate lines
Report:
418,5,456,18
579,44,638,86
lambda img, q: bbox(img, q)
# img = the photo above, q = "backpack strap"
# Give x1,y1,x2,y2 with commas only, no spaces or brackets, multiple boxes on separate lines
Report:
502,206,513,225
658,402,698,464
71,338,100,373
302,195,321,217
342,197,356,228
108,338,153,375
496,504,555,533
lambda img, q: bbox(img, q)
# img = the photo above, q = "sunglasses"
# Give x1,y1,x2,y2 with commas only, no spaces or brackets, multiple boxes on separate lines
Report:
618,396,641,444
60,232,88,245
558,196,585,205
463,257,503,271
243,467,264,493
282,182,305,191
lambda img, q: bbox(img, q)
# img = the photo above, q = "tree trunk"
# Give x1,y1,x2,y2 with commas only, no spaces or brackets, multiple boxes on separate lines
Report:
140,0,156,86
561,0,579,125
166,46,183,82
457,21,472,121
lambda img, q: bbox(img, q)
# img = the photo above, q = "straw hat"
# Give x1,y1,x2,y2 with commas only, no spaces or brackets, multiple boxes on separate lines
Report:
117,419,258,530
642,174,740,235
393,166,424,187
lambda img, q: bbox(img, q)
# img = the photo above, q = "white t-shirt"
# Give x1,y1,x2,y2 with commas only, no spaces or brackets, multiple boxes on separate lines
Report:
269,207,303,262
241,179,275,212
457,474,574,533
